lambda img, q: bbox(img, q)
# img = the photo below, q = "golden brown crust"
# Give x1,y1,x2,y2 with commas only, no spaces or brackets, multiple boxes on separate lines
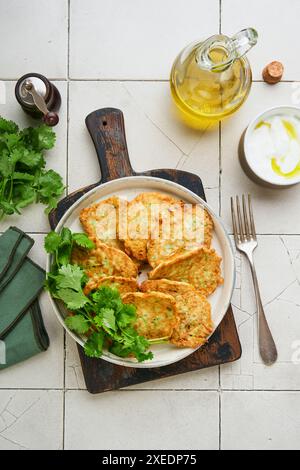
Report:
123,192,181,262
140,279,196,295
149,246,223,296
122,291,178,340
79,196,125,251
83,276,139,296
72,239,138,280
140,279,213,348
147,204,214,268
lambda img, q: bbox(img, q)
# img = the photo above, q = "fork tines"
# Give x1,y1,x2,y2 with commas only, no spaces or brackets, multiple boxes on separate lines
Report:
231,194,257,243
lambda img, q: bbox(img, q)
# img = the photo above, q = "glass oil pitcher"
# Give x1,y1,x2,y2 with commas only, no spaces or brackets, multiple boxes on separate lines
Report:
170,28,258,129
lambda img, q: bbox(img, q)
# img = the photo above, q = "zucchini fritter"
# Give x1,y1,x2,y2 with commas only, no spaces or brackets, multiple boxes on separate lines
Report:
71,240,138,280
141,279,213,348
122,291,178,340
80,196,125,251
149,247,223,296
122,192,180,262
147,203,213,268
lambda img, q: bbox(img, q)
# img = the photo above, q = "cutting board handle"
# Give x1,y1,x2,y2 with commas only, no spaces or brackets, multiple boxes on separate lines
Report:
85,108,134,182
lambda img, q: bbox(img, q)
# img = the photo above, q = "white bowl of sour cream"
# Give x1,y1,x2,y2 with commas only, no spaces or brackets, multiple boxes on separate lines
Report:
242,106,300,187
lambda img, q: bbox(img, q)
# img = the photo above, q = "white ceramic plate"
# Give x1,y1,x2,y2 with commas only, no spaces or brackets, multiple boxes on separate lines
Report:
47,176,235,368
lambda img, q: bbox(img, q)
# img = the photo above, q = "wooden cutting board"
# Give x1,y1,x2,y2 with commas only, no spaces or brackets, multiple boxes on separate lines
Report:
49,108,241,393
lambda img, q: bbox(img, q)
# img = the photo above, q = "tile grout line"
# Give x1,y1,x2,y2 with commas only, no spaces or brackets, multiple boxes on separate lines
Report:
61,0,71,451
218,122,222,218
1,387,300,392
1,78,300,83
62,331,66,450
67,0,70,81
66,83,70,201
218,0,223,219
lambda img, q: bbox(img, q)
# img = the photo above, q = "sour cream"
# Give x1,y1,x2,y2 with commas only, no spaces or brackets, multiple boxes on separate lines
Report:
246,113,300,184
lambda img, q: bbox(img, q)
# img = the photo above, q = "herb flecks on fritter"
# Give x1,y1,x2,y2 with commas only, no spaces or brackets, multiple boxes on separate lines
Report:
122,291,178,340
141,279,213,348
149,246,223,296
71,239,138,280
147,203,213,268
122,192,180,262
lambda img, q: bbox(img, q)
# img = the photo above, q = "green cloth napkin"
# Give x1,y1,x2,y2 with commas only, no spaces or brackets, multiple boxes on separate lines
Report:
0,227,49,370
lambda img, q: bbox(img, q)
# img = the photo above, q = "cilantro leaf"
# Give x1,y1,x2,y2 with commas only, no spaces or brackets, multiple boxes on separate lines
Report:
0,117,19,134
116,303,136,328
12,172,35,181
44,231,62,253
18,149,44,168
134,350,154,363
55,264,84,291
57,228,73,265
13,184,36,209
101,307,116,331
45,229,95,268
60,227,73,246
72,233,95,250
84,331,105,358
3,133,20,150
65,314,90,335
35,124,56,150
56,288,89,310
109,343,133,358
0,200,15,215
37,169,64,199
0,151,13,177
91,285,121,308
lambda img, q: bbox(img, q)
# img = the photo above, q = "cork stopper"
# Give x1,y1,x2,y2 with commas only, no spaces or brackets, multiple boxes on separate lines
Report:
262,61,284,84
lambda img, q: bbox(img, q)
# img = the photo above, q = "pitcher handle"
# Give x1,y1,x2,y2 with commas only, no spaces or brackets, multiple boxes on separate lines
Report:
231,28,258,59
196,28,258,72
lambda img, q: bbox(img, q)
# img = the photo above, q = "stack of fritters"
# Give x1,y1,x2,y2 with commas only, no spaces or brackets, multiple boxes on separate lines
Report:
147,201,214,268
141,280,213,348
73,192,223,349
122,192,180,261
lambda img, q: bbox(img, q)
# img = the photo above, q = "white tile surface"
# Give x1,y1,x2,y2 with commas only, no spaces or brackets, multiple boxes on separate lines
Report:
1,0,300,451
0,235,64,389
0,81,67,232
65,336,85,390
0,0,68,79
222,0,300,81
221,82,300,234
221,235,300,390
65,390,219,449
69,0,219,79
221,391,300,450
0,390,63,449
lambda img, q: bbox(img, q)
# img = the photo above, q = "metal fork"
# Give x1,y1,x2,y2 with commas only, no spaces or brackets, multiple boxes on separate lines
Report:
231,195,278,365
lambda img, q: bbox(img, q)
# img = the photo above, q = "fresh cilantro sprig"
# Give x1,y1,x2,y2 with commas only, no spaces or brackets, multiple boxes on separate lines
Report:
45,229,153,362
0,116,64,219
45,227,94,269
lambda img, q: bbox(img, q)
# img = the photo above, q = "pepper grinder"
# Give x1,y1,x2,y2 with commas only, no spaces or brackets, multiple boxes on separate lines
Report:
15,73,61,126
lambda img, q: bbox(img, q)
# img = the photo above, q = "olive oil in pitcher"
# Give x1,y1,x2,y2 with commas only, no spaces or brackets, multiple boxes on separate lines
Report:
170,28,258,128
